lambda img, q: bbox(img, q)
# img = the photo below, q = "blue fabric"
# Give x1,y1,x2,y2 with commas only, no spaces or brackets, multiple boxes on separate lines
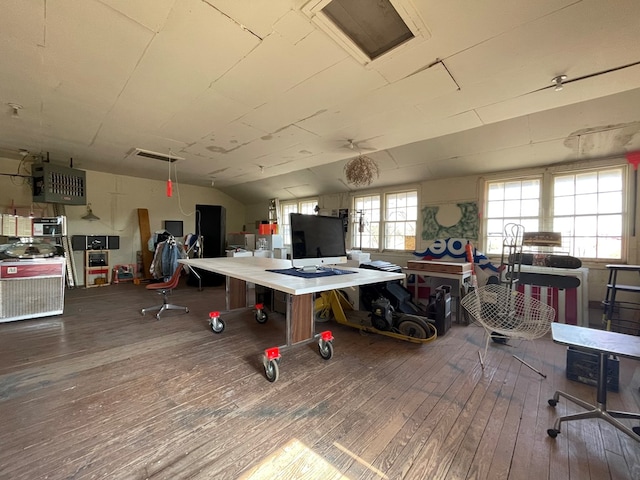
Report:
267,267,356,278
161,243,180,277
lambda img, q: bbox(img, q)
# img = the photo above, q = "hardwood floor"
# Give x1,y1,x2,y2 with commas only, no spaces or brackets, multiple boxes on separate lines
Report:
1,281,639,479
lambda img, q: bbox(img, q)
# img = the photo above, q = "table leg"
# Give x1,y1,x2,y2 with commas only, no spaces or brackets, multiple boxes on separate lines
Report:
547,351,640,441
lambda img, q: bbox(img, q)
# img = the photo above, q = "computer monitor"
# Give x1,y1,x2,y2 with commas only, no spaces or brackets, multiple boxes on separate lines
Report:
290,213,347,272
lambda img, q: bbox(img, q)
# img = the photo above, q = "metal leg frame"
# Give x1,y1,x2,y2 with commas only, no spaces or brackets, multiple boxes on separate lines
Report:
548,352,640,441
141,290,189,320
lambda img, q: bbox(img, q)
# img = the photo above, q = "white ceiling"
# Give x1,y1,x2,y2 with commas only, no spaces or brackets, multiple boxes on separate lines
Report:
1,0,640,205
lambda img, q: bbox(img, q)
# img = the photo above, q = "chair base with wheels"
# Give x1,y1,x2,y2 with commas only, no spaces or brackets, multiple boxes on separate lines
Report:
141,267,189,320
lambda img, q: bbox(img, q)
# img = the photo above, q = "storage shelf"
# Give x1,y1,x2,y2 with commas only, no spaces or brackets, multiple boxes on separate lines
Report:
603,265,640,335
85,250,110,288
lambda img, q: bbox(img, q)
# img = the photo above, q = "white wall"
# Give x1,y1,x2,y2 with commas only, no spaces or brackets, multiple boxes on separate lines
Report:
0,157,245,285
245,162,640,313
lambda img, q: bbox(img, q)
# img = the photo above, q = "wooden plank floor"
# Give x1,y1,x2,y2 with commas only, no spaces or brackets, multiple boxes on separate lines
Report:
1,281,639,480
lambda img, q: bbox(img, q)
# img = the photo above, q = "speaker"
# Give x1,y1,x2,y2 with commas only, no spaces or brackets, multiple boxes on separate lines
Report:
71,235,120,250
107,236,120,249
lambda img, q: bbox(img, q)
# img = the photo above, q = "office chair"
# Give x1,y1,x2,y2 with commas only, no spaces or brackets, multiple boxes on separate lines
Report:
141,266,189,320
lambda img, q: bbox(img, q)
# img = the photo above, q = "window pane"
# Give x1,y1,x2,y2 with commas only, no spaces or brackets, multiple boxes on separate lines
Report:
574,237,597,257
575,215,597,236
521,199,539,216
554,176,574,196
599,169,622,192
554,195,574,216
522,180,540,199
575,172,597,194
504,182,521,200
487,183,504,201
598,237,622,258
599,214,622,236
598,192,621,214
575,193,597,215
487,200,504,218
504,200,521,216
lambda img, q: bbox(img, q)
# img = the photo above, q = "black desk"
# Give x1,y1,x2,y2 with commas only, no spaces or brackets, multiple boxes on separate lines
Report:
547,323,640,441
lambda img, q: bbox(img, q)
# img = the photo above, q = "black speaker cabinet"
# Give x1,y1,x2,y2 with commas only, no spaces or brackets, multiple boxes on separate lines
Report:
71,235,120,250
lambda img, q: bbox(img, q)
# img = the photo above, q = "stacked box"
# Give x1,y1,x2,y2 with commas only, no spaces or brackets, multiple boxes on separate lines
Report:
566,347,619,392
406,260,472,274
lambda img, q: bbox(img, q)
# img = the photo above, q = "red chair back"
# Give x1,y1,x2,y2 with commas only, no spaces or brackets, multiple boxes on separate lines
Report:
146,266,183,291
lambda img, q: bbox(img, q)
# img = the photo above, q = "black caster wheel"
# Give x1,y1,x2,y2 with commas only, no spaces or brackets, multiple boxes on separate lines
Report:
547,428,559,438
210,319,225,334
264,359,279,382
185,307,189,313
548,399,557,407
318,340,334,360
255,311,268,324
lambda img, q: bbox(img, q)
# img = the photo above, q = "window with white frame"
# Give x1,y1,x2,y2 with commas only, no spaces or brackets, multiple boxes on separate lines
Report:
485,178,541,254
484,165,626,260
384,191,417,250
352,191,418,251
352,195,381,249
553,168,624,259
279,199,318,246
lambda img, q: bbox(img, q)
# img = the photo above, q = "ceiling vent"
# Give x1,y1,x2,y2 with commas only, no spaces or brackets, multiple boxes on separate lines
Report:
302,0,429,65
133,148,183,163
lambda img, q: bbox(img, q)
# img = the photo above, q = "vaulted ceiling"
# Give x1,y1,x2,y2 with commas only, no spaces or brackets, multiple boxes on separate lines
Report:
2,0,640,205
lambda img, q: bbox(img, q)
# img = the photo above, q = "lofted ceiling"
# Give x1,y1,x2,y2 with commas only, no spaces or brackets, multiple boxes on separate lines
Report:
1,0,640,205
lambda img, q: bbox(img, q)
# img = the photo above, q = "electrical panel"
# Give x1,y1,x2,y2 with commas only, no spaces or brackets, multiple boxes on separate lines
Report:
32,163,86,205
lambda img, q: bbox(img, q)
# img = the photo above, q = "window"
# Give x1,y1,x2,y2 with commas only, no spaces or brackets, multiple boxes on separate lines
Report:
484,166,626,260
352,195,381,249
352,190,417,251
485,178,541,254
385,191,417,250
553,169,623,259
279,199,318,246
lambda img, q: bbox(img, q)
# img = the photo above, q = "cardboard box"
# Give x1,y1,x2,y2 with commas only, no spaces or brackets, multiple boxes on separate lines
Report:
406,260,472,275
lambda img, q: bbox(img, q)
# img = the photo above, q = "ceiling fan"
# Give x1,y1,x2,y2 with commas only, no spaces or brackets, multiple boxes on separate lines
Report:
341,139,376,153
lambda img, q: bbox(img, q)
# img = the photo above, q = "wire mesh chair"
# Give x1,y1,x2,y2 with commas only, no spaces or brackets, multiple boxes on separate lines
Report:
460,283,556,377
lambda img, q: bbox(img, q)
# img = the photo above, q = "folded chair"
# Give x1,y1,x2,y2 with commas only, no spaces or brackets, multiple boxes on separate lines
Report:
141,266,189,320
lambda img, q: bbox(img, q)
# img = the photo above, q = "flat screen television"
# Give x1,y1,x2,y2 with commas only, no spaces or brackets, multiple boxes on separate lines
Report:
290,213,347,272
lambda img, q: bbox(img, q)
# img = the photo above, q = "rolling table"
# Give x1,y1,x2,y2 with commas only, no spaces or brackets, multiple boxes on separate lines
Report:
179,257,405,382
547,323,640,441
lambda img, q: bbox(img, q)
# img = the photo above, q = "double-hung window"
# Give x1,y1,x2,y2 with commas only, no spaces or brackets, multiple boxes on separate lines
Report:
352,190,417,251
352,195,381,249
385,191,418,250
485,178,541,254
553,168,624,259
484,165,626,260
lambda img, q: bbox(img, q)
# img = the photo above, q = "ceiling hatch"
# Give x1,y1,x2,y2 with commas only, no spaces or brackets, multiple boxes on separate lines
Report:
302,0,429,65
